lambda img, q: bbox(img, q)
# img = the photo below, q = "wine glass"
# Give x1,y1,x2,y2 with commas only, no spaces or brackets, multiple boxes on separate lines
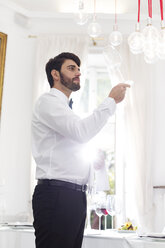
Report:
94,192,107,230
95,206,103,231
101,207,108,230
106,195,116,229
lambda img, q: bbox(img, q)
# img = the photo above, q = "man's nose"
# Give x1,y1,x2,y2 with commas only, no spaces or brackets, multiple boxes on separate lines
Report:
76,71,81,76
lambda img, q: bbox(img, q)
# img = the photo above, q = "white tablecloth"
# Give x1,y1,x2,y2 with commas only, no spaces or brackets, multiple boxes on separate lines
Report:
83,230,165,248
0,228,35,248
0,227,165,248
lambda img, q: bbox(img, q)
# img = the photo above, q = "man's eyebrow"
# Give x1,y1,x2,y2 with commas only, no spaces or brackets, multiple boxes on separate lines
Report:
67,65,76,68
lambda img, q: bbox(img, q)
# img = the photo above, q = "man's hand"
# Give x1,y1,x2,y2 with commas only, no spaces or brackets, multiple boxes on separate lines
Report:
109,83,130,103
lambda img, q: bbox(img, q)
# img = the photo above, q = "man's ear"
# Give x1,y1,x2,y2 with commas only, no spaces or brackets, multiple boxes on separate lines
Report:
51,69,60,81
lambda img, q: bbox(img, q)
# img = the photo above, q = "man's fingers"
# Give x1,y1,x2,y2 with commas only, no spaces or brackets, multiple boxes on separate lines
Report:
118,83,131,88
122,84,131,88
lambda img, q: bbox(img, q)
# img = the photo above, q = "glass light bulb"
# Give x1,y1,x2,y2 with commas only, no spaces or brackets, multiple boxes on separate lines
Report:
109,31,123,47
128,31,145,54
143,25,159,42
87,21,101,38
142,22,159,62
74,10,88,25
142,18,159,38
157,28,165,60
128,24,145,54
109,25,122,47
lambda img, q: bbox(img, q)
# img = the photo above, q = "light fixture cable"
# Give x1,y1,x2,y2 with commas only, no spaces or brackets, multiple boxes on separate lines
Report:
148,0,152,19
137,0,140,23
160,0,164,24
147,0,152,24
115,0,117,25
93,0,96,21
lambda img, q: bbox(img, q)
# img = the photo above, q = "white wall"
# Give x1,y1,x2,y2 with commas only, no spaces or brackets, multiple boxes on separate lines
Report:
0,5,36,221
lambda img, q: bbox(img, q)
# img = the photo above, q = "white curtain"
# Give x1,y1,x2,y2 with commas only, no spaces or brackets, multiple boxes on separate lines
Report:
118,38,165,232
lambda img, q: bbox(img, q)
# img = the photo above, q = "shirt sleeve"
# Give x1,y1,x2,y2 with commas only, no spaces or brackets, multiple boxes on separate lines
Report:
36,95,116,143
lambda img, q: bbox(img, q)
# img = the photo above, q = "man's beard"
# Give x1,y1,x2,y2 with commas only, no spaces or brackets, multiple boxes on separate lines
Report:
59,72,80,91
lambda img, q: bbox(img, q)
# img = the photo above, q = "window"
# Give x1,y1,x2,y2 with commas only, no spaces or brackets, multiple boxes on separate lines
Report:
73,52,116,229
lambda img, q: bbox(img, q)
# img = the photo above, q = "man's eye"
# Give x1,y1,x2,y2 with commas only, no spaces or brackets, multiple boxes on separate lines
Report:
67,66,80,72
69,67,75,71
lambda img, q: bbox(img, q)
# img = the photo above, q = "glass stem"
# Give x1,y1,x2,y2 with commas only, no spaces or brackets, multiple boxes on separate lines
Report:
111,216,114,229
99,216,101,230
87,208,91,229
105,216,107,230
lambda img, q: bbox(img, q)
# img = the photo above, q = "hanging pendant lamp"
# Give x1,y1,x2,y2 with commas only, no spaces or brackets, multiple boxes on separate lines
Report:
142,0,159,64
128,0,145,54
87,0,101,38
74,0,88,25
109,0,122,47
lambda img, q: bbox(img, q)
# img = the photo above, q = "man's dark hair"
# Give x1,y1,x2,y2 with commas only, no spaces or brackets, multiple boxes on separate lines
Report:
45,52,81,88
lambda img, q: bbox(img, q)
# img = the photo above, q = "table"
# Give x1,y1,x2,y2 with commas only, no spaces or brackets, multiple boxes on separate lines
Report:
0,227,34,248
83,230,165,248
0,227,165,248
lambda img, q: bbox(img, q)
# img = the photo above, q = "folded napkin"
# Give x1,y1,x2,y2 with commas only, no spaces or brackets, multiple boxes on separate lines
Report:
140,233,165,238
147,233,165,238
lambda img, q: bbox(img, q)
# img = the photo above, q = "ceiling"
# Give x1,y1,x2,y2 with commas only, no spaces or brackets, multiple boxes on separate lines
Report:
0,0,163,46
0,0,162,18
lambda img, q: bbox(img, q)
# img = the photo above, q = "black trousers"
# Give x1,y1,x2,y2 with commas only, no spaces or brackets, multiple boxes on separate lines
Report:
32,184,87,248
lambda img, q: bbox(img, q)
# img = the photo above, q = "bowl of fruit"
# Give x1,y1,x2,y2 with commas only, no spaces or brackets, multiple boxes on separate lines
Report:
118,221,137,233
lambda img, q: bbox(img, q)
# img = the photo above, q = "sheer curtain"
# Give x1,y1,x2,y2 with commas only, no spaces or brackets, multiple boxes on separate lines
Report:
30,34,89,198
124,53,154,232
119,39,165,232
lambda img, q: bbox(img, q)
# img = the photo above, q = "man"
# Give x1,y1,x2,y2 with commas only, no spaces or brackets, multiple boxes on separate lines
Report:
32,52,130,248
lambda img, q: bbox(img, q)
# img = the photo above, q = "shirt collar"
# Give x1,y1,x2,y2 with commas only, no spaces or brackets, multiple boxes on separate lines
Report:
49,88,70,104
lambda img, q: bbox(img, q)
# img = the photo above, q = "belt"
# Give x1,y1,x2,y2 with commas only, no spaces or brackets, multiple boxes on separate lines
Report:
37,179,87,192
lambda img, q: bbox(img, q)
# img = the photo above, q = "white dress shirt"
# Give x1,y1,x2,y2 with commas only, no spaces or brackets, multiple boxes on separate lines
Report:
32,88,116,185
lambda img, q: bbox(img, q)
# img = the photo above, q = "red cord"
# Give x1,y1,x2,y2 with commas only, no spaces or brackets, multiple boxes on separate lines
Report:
148,0,152,18
150,0,152,18
137,0,140,23
148,0,150,17
160,0,164,21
